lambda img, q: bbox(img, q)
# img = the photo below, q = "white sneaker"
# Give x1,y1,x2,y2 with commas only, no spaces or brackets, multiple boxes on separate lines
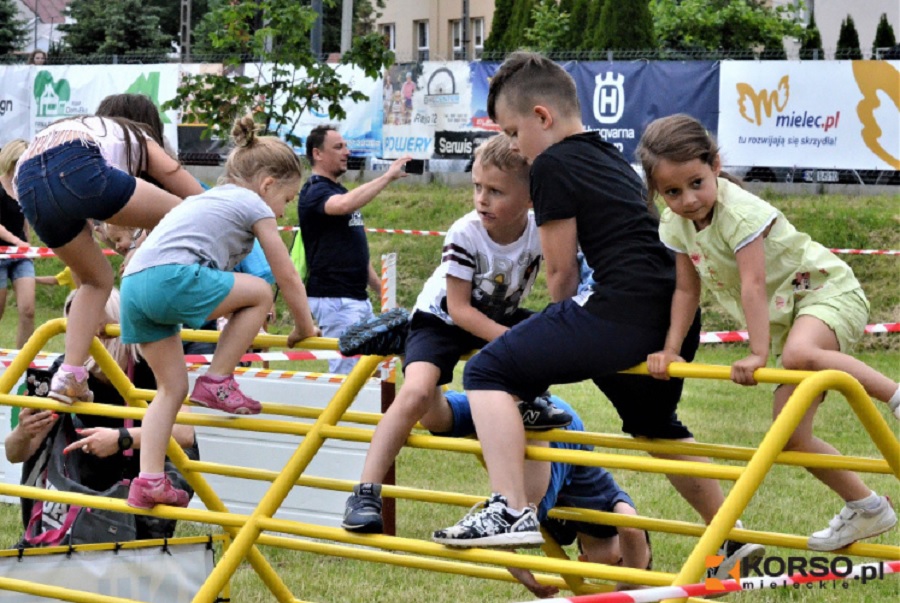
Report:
808,496,897,551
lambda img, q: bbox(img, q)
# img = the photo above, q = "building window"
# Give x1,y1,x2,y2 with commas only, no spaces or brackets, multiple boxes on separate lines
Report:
451,20,464,60
380,23,395,51
471,17,484,59
416,20,429,61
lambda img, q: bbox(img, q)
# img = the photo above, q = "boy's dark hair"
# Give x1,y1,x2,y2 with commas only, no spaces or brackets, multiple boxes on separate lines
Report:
487,51,580,123
306,125,339,165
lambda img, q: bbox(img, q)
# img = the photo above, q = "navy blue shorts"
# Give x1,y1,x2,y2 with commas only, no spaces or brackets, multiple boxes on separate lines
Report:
16,141,137,248
542,465,634,543
403,309,534,386
463,299,699,439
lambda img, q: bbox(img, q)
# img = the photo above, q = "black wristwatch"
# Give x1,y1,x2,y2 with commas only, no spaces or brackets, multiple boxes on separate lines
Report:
117,427,134,451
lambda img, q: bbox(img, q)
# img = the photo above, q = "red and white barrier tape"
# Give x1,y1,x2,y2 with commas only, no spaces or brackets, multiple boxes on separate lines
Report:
520,560,900,603
700,322,900,343
4,243,899,258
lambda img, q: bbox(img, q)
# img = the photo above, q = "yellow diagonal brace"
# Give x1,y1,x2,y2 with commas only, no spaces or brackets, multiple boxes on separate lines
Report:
192,353,384,602
665,369,900,603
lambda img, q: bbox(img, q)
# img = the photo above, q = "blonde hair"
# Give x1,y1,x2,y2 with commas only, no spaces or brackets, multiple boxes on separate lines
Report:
0,139,28,177
475,134,529,184
65,288,139,376
219,115,303,188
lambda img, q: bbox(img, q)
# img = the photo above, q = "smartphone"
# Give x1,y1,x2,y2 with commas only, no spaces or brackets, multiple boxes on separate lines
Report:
404,159,425,175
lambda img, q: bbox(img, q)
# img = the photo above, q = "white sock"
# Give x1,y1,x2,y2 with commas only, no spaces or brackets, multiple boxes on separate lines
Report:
888,384,900,407
848,491,881,511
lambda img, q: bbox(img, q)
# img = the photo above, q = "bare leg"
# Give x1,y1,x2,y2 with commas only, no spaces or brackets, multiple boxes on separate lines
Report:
612,502,651,572
12,275,36,348
650,440,727,525
138,334,189,474
361,363,442,484
0,288,7,335
103,179,182,229
774,384,871,501
469,390,529,508
52,227,115,366
785,315,899,403
203,274,272,376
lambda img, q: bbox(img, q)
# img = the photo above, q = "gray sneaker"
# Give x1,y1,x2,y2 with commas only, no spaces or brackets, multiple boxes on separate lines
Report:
518,394,573,431
432,493,543,548
808,496,897,551
342,483,384,534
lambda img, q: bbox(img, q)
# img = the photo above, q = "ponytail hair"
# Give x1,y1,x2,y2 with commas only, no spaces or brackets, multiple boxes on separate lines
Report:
220,115,303,187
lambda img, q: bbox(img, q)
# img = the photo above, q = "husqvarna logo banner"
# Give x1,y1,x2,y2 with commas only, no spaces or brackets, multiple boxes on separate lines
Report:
569,61,720,159
718,61,899,170
593,72,625,123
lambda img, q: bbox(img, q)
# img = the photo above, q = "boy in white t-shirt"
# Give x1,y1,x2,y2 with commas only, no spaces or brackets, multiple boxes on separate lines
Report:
342,134,572,534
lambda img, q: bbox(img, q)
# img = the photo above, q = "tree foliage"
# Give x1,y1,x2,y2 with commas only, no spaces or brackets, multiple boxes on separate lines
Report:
485,0,515,52
836,14,862,60
799,11,823,60
596,0,654,49
872,13,897,56
0,0,29,55
582,0,607,50
164,0,393,147
651,0,805,57
524,0,571,53
144,0,210,48
565,0,593,49
59,0,172,57
504,0,537,50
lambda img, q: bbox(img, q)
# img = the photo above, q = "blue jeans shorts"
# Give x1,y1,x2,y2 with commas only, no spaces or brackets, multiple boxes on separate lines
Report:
120,264,234,344
16,140,137,248
0,259,35,288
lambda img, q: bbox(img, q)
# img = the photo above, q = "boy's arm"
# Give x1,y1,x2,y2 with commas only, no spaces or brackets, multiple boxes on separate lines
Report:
506,563,559,598
733,235,770,385
539,218,580,302
648,253,701,380
254,218,319,345
445,275,509,342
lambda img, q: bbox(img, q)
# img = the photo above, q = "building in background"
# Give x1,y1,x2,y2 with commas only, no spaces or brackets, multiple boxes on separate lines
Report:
374,0,494,62
13,0,70,52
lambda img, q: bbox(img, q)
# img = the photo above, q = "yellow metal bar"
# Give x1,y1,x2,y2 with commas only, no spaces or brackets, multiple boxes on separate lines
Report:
0,577,146,603
667,369,900,603
0,535,226,558
0,317,65,394
539,528,590,594
193,353,384,602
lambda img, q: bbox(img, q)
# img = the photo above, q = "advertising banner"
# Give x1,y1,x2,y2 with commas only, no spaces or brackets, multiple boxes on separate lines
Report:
718,61,900,170
29,64,182,149
0,66,33,146
570,61,719,160
381,61,473,158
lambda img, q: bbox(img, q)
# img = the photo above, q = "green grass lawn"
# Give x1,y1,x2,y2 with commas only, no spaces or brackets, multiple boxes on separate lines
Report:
0,186,897,602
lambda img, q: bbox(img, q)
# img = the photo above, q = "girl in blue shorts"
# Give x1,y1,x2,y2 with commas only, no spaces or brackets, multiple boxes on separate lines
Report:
8,116,201,404
119,115,319,509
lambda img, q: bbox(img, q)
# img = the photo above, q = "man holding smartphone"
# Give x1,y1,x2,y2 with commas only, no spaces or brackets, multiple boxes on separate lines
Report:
299,125,412,374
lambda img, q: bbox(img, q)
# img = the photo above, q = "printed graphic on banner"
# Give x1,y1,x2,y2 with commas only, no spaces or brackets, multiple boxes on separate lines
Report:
433,130,497,159
570,61,720,160
0,66,33,145
718,61,900,170
382,62,471,158
470,62,501,131
30,65,182,147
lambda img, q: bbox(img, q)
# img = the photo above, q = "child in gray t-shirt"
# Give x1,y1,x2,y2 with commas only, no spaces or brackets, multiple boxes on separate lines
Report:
120,115,319,510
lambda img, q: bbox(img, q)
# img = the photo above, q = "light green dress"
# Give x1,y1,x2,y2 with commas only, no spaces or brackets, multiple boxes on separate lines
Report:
659,178,867,356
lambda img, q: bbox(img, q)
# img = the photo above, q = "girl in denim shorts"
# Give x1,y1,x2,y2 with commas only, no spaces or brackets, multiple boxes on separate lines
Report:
119,115,319,509
9,116,201,404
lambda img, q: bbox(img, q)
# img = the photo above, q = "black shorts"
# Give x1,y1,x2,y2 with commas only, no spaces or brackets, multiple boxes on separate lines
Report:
463,299,700,439
403,309,534,386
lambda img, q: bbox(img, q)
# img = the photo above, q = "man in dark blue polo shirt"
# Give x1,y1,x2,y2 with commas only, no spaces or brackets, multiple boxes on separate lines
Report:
298,125,410,373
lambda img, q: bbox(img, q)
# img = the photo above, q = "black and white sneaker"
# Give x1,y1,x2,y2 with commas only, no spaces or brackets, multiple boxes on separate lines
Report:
708,538,765,581
342,483,384,534
432,493,544,548
518,394,573,431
